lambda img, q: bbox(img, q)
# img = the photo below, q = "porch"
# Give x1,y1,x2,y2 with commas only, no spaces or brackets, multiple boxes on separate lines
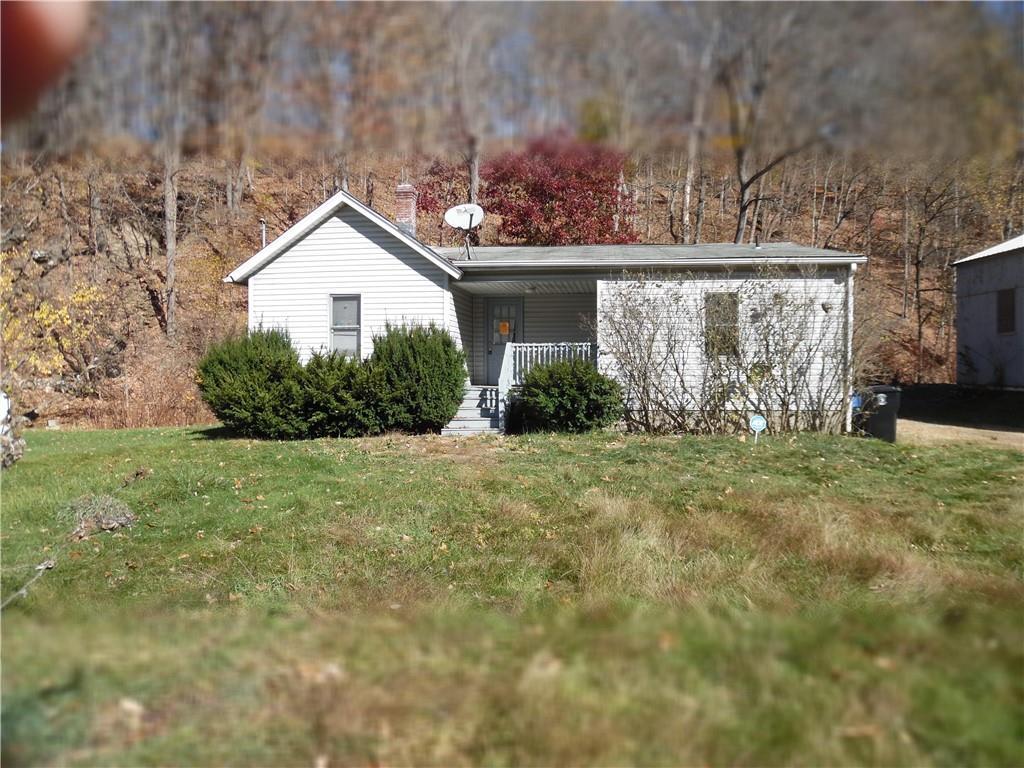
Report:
440,342,599,436
451,279,598,387
443,279,599,435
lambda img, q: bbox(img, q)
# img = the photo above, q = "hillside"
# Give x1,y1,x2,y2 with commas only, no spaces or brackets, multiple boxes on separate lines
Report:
2,147,1017,429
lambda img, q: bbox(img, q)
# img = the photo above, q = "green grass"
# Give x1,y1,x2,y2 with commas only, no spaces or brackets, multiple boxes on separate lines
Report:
2,428,1022,766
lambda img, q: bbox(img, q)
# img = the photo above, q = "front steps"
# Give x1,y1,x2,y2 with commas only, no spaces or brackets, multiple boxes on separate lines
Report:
441,385,501,436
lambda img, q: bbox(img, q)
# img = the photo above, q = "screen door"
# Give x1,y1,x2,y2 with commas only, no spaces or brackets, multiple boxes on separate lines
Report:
486,297,523,384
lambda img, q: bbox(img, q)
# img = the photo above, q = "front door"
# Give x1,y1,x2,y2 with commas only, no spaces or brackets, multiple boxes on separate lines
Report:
486,297,524,384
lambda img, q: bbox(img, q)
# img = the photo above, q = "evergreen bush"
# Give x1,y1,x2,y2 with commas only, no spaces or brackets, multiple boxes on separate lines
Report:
196,329,308,439
517,359,622,433
304,352,381,437
197,325,467,439
366,324,466,433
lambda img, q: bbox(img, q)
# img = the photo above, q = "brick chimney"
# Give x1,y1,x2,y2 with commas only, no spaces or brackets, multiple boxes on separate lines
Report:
395,183,417,237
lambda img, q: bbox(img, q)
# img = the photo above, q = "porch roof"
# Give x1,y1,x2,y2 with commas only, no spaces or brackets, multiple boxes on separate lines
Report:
437,242,865,271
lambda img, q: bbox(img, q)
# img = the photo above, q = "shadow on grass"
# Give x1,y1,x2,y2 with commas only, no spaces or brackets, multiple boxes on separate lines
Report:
189,425,246,440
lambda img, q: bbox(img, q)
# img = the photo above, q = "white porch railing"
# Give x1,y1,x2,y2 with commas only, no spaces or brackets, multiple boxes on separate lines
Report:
496,342,598,427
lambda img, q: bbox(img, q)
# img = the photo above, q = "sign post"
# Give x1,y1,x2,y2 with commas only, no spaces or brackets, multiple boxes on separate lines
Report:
749,413,767,444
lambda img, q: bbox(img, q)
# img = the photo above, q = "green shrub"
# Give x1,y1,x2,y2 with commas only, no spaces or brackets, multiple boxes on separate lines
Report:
517,359,622,433
304,352,381,437
366,324,466,433
197,329,308,439
198,325,466,439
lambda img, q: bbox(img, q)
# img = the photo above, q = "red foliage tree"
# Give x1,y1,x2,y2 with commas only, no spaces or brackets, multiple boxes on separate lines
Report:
481,135,638,245
415,158,468,216
414,158,471,245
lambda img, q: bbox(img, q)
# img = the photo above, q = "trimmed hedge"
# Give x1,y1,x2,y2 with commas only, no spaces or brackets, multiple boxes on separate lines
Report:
303,352,381,437
196,329,308,439
517,359,623,433
366,325,466,433
197,325,466,439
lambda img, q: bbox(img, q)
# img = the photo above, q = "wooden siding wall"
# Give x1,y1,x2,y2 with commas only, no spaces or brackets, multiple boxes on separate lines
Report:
452,288,474,378
596,272,848,408
525,294,597,344
247,206,448,362
471,296,486,383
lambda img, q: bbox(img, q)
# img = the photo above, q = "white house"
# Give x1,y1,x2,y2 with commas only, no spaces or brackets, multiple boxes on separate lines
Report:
953,235,1023,389
225,185,866,433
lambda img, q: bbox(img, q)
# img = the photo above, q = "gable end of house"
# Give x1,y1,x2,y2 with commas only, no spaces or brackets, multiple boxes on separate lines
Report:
224,188,461,285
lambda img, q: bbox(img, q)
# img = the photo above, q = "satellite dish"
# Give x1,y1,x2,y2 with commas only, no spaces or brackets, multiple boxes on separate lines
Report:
444,203,485,231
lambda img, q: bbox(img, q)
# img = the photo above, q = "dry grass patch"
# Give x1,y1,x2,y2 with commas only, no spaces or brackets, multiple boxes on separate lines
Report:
3,428,1022,766
574,489,681,604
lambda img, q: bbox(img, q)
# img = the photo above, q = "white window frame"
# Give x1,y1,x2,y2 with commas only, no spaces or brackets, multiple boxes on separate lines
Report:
329,294,361,358
704,290,740,359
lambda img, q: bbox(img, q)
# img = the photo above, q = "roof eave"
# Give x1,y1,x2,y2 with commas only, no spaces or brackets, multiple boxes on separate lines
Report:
455,255,867,271
953,247,1024,266
953,234,1024,266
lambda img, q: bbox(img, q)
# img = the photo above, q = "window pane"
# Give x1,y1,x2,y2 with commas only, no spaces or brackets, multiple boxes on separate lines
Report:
997,289,1015,334
332,297,358,328
705,292,739,357
331,329,359,357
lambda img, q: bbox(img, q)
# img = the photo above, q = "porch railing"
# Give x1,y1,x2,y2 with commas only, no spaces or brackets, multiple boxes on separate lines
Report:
497,342,598,427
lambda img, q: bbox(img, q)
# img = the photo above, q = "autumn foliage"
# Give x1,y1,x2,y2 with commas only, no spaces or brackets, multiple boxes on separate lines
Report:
482,136,639,246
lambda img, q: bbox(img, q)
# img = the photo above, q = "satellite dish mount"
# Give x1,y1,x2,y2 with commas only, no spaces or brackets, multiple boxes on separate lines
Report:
443,203,485,260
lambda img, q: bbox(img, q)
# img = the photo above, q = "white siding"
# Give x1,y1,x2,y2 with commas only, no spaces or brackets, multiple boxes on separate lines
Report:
471,296,486,383
248,206,449,362
597,271,848,413
443,276,459,348
523,294,596,343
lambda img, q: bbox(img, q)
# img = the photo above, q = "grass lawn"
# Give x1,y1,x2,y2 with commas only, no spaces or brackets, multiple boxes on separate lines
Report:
2,427,1022,767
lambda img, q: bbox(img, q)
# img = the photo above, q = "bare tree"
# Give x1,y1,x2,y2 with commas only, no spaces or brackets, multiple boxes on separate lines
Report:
596,268,851,434
673,10,719,244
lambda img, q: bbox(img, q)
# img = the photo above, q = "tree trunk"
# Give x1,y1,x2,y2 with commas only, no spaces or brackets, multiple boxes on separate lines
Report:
734,180,751,244
694,170,706,244
365,171,375,208
748,176,764,244
645,159,654,240
164,149,179,338
901,182,911,319
913,230,925,383
681,23,717,244
667,178,679,243
468,135,480,205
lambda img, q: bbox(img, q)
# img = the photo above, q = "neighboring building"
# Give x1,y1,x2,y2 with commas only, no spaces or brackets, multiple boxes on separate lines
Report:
954,235,1024,389
225,185,865,433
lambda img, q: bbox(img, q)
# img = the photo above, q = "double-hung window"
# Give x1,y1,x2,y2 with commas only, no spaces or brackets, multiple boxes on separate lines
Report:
330,295,360,358
705,291,740,358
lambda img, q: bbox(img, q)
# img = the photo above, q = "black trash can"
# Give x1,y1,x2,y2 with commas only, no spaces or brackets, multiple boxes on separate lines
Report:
853,385,901,442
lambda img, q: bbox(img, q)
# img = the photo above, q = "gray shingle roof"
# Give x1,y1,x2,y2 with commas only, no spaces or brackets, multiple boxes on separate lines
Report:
436,242,863,269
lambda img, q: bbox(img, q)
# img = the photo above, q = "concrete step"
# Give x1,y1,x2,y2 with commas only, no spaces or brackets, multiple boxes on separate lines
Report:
441,423,500,436
445,416,499,430
460,390,499,407
443,384,501,435
455,405,499,418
